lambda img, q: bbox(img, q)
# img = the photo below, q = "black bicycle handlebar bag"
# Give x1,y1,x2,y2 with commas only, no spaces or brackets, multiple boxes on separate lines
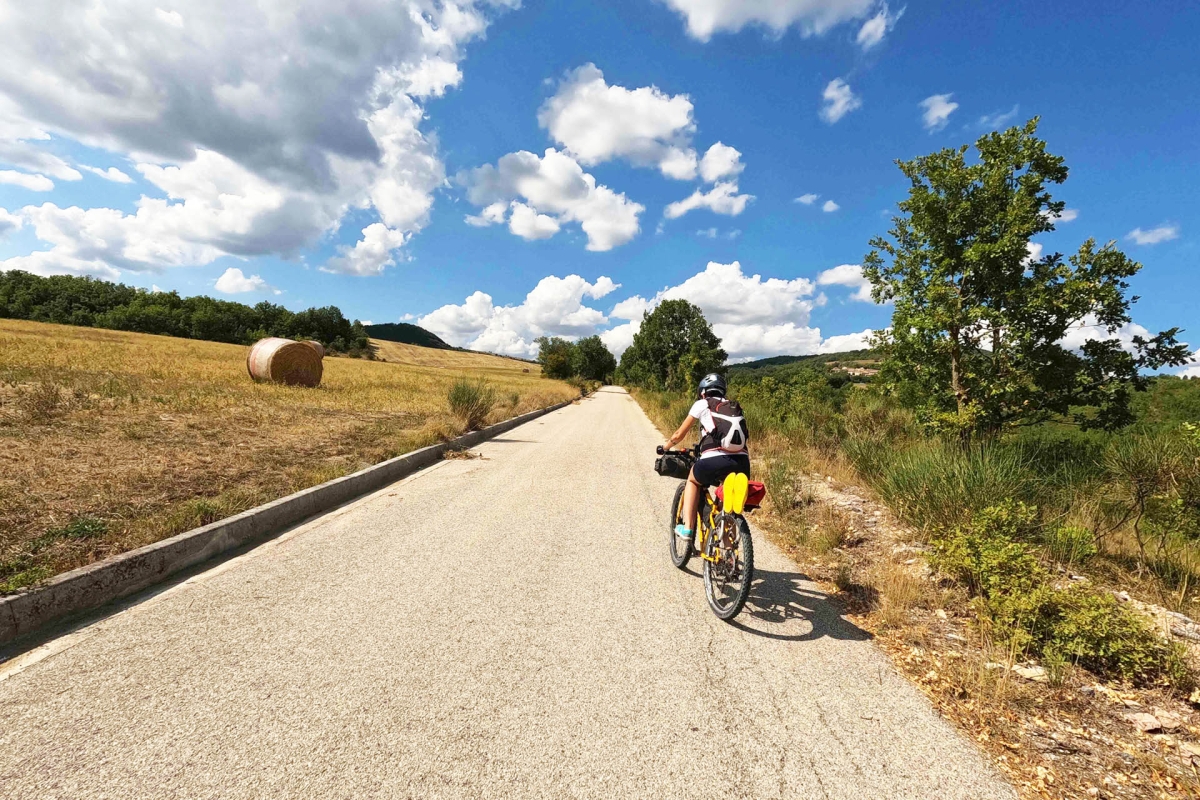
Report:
655,454,692,480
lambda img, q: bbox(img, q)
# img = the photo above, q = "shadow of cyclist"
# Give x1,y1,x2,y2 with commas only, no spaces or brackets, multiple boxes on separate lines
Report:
727,568,873,643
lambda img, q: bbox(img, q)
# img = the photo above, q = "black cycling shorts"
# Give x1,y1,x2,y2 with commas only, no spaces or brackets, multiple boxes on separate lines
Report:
692,452,751,486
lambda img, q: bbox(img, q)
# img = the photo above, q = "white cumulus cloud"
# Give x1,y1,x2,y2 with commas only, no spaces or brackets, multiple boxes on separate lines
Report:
538,64,699,180
795,193,820,205
0,170,54,191
698,142,744,183
0,139,83,181
1059,314,1152,355
601,261,863,361
80,165,134,184
323,223,409,276
508,202,563,241
426,261,882,363
662,0,876,41
0,207,22,237
817,263,874,302
819,329,875,353
419,275,620,358
215,267,279,295
664,181,754,220
460,148,644,251
0,0,517,278
820,78,862,124
1127,224,1180,246
822,199,840,213
921,93,959,132
856,2,904,50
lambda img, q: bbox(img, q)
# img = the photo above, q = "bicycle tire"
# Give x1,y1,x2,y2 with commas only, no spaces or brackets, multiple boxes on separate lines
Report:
703,515,754,621
668,481,693,569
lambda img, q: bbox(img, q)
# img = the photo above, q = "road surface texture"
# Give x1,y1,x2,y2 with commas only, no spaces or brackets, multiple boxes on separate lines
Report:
0,387,1013,799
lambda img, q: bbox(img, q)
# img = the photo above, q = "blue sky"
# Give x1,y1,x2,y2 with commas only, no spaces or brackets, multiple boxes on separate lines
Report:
0,1,1196,366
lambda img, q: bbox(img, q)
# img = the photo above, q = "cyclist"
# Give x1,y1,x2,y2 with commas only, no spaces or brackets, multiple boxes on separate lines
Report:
662,373,750,540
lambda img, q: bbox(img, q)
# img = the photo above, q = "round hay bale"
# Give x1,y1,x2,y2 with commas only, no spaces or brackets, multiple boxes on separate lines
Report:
247,337,324,387
304,340,326,358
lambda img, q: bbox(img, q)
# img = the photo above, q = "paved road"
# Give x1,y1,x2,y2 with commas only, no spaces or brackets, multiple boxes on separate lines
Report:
0,387,1013,799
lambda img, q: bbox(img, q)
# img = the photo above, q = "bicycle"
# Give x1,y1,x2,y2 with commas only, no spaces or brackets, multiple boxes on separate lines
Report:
655,446,762,621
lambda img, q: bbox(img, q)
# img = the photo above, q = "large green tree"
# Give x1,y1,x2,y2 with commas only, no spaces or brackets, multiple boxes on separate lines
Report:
535,336,576,380
864,119,1189,438
616,299,726,391
571,335,617,382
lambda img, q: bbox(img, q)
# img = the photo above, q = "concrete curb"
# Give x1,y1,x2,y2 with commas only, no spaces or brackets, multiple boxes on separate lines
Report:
0,399,577,647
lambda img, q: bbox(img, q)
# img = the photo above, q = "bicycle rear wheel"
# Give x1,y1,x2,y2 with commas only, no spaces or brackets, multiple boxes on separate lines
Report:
703,514,754,620
668,481,693,569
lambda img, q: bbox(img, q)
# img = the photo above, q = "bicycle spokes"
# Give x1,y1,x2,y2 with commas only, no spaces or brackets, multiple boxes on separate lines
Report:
702,513,754,620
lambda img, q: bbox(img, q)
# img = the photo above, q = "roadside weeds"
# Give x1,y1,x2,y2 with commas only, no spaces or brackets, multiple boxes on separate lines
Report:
758,467,1200,800
631,389,1200,799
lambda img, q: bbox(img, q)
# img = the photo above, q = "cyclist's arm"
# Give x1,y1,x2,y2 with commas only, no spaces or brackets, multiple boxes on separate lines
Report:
664,415,694,451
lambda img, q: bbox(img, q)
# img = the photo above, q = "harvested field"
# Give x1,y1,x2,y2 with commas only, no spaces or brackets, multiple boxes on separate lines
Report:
371,338,536,372
0,320,576,594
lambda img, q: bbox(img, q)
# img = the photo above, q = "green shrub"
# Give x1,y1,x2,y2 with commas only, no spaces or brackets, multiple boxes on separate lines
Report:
935,501,1192,689
932,501,1044,598
448,377,496,431
566,376,601,395
1042,523,1098,566
1045,590,1191,688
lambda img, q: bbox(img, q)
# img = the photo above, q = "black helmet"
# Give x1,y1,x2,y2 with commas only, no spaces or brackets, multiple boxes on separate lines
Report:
698,373,727,398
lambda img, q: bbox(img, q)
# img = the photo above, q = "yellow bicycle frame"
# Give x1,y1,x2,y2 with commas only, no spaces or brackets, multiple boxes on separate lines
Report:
688,472,750,564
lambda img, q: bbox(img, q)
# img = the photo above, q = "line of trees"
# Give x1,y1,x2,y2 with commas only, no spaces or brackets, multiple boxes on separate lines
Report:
0,270,371,355
536,335,618,382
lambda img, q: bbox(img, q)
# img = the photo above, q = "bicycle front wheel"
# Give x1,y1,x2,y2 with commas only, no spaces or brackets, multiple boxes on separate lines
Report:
668,481,693,569
703,514,754,620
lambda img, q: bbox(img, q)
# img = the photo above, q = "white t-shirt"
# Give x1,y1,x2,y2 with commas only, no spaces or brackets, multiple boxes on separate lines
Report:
689,398,749,460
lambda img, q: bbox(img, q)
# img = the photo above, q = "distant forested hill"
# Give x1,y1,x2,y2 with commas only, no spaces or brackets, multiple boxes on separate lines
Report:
365,323,453,350
729,349,879,372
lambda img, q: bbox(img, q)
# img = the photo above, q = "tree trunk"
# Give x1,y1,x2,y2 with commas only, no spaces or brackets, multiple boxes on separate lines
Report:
950,325,970,447
949,326,966,413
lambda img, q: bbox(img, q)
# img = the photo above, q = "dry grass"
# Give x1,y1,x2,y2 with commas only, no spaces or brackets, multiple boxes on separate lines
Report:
869,560,932,629
0,319,576,593
371,338,539,374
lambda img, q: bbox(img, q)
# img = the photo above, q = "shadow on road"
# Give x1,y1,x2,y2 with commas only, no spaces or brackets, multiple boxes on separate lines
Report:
670,562,873,642
731,568,873,642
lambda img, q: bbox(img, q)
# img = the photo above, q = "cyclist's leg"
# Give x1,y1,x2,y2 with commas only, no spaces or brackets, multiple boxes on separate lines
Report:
678,467,703,537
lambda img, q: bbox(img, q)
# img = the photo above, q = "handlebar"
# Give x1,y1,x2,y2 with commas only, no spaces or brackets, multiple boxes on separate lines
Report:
657,446,694,457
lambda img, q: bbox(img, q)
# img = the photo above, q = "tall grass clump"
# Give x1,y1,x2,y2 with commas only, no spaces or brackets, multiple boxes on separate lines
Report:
872,442,1034,537
448,377,496,431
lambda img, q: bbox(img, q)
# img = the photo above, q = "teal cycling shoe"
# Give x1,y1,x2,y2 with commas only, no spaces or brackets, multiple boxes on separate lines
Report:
674,525,694,539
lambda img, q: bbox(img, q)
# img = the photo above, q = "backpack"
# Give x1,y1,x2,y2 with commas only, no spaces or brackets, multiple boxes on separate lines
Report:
701,397,749,454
